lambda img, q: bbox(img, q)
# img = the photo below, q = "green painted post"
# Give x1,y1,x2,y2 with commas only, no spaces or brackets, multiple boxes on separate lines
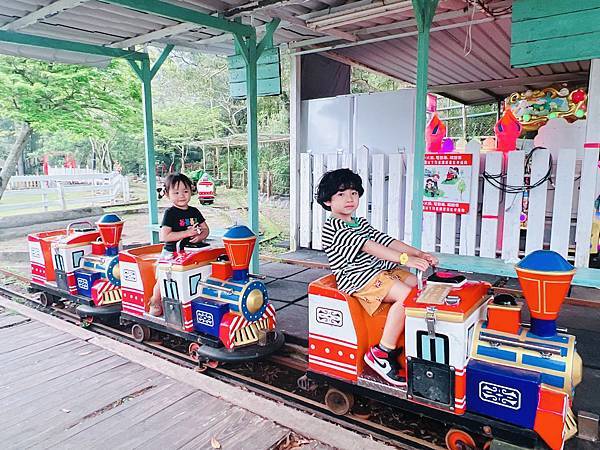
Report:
245,35,260,273
411,0,438,250
140,57,160,244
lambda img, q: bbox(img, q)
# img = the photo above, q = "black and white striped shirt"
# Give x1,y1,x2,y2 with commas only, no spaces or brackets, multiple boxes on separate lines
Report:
322,216,398,294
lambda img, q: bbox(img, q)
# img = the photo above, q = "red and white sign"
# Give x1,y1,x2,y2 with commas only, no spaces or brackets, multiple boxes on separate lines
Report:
423,153,472,215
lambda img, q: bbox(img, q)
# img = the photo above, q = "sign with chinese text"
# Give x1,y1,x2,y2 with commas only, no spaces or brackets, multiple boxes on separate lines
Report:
423,153,472,214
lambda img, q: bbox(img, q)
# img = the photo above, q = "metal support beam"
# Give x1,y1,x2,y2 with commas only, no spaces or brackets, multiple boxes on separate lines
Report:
103,0,254,37
0,30,146,60
232,19,279,271
411,0,439,249
0,0,88,31
128,45,174,243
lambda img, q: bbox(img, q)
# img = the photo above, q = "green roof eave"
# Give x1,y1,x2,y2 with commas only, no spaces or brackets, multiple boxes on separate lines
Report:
0,30,148,61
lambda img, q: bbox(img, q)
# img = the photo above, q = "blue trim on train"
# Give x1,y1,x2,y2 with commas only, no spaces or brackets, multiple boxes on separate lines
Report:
541,373,565,389
522,354,566,372
477,345,517,362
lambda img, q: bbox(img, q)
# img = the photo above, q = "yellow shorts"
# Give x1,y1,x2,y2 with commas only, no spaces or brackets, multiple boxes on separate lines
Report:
352,268,412,316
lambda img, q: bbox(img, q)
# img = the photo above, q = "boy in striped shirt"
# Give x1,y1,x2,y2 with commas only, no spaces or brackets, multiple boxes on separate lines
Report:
316,169,437,386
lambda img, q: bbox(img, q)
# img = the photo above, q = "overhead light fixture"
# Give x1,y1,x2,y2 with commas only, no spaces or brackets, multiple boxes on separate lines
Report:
306,0,413,30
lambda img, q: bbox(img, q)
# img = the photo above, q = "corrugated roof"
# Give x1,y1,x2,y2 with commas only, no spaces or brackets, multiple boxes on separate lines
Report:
0,0,590,103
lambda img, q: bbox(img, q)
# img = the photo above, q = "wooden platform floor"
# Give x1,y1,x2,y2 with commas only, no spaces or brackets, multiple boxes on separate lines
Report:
0,308,295,450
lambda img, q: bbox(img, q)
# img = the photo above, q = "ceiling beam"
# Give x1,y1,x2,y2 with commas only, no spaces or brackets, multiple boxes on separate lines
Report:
0,29,147,60
430,72,590,93
1,0,88,31
224,0,308,18
102,0,254,37
110,22,202,48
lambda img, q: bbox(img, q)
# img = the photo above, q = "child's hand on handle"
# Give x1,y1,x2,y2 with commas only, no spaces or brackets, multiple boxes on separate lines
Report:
418,251,439,267
405,256,430,272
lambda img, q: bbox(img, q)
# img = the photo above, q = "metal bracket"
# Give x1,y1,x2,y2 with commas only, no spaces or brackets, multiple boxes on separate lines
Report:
578,411,599,442
425,306,437,338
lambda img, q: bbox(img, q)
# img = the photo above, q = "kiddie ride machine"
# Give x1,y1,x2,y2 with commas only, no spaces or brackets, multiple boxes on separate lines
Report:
304,250,582,450
119,225,284,366
28,214,125,324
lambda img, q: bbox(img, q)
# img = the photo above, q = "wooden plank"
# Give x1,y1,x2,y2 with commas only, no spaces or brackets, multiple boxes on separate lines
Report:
404,149,414,243
550,149,577,258
81,391,226,448
512,0,600,22
179,406,288,450
512,31,600,68
0,332,76,358
501,151,525,263
440,213,456,254
299,153,312,248
371,154,387,232
355,146,370,220
479,152,503,258
0,313,29,328
341,153,353,170
576,58,600,267
512,9,600,44
44,382,195,447
326,153,339,171
459,140,481,255
524,148,550,254
422,212,437,252
387,153,405,240
311,154,326,251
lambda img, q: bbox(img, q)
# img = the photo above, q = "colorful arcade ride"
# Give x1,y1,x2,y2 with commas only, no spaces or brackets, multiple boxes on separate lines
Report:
28,214,125,322
119,225,284,365
305,250,582,450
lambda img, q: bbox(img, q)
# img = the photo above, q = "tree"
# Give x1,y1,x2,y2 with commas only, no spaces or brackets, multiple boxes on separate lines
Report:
0,56,141,198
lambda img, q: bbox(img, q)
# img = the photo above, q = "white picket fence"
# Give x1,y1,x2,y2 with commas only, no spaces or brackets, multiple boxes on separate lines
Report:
0,172,130,214
297,143,599,268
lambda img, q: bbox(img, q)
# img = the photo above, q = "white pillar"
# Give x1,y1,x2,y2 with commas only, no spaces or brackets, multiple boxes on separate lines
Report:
289,54,302,251
575,58,600,267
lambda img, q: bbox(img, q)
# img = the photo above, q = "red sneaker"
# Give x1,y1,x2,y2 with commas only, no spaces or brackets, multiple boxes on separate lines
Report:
364,346,406,386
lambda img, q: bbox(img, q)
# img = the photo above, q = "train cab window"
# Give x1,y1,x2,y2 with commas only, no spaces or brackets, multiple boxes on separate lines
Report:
72,250,84,268
54,254,65,271
189,274,202,297
416,331,450,365
163,279,179,300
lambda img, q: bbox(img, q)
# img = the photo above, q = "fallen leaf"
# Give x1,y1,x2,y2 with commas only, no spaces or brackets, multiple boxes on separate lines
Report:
211,436,221,449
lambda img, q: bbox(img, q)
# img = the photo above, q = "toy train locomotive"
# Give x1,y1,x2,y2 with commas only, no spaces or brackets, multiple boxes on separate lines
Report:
305,250,582,450
28,218,284,363
28,214,124,322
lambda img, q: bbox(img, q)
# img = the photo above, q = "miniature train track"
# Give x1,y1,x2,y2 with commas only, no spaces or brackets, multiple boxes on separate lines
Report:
0,275,444,450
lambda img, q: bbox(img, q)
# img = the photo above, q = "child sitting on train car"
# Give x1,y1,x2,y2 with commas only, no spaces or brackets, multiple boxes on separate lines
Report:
148,172,210,316
316,168,438,386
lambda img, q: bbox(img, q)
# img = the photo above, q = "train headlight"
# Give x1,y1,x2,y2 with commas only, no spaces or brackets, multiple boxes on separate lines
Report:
246,288,264,314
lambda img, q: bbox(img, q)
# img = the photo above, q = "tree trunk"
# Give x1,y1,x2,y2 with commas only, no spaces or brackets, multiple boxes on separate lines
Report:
227,142,232,188
0,122,32,200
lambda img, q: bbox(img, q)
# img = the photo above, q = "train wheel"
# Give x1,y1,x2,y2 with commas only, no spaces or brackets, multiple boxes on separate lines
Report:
188,342,201,362
39,292,54,308
324,387,354,416
445,428,476,450
206,360,219,369
131,324,150,343
80,316,94,328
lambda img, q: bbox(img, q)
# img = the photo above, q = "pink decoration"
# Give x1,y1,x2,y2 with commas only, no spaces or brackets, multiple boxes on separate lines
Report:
427,94,438,113
441,137,455,153
425,113,447,152
494,108,522,153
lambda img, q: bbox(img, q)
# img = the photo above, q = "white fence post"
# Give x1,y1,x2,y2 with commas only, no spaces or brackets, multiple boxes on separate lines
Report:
311,155,326,250
550,149,577,258
387,153,405,241
355,146,370,220
458,140,481,255
371,154,387,232
501,151,525,263
524,148,550,255
299,153,312,248
56,182,66,210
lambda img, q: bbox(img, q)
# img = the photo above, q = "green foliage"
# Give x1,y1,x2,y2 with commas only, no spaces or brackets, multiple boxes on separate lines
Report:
351,67,409,93
0,57,141,138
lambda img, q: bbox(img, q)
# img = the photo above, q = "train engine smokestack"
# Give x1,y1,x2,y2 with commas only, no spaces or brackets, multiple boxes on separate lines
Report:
222,225,256,282
96,213,124,256
515,250,575,337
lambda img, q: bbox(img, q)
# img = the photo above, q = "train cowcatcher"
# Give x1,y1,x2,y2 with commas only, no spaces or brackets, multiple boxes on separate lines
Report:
303,250,582,450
